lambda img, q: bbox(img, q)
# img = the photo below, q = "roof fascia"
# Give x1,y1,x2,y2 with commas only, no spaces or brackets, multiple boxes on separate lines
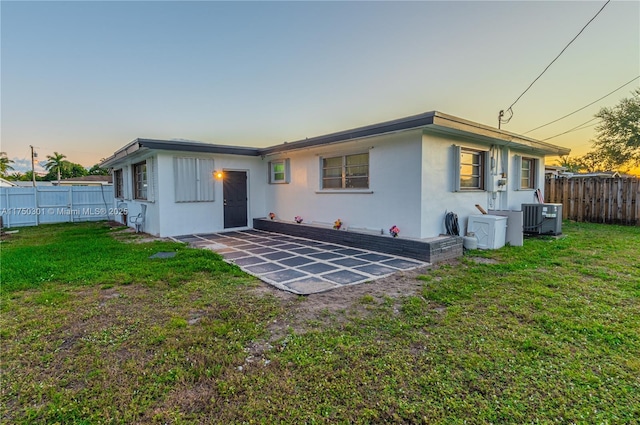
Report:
100,139,143,168
137,139,261,156
101,111,570,167
101,138,261,168
430,112,571,156
259,112,436,156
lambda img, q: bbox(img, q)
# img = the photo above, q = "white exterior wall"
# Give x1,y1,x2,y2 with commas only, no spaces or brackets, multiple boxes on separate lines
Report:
420,131,547,237
420,132,489,237
110,150,265,237
110,152,160,235
264,130,424,238
154,151,265,237
108,128,550,239
507,148,547,207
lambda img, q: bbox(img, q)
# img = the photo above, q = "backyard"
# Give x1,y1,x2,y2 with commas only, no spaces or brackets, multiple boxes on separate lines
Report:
1,221,639,424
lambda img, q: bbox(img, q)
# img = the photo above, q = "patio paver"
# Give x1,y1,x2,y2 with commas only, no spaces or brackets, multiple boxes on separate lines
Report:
172,229,429,295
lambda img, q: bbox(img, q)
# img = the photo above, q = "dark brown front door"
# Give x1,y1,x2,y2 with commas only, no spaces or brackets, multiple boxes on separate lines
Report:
223,171,248,228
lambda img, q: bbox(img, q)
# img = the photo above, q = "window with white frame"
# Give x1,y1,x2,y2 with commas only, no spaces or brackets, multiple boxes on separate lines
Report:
520,157,536,189
133,161,147,200
459,148,484,190
269,159,290,184
114,169,123,198
513,155,537,190
321,153,369,189
174,157,215,202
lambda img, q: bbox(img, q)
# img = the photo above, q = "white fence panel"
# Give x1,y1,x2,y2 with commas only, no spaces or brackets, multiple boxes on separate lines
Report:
1,188,39,227
71,186,113,222
36,187,74,224
1,186,114,228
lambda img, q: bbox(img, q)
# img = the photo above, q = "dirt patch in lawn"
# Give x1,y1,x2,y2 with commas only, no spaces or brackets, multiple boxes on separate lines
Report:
250,260,457,337
468,256,500,265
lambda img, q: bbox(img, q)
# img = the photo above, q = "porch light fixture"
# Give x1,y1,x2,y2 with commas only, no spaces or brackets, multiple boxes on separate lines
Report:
213,170,223,179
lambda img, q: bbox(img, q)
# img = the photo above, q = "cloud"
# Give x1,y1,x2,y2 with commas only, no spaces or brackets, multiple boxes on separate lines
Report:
9,157,47,174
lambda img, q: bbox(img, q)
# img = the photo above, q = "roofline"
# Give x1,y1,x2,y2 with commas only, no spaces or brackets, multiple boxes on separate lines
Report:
101,138,261,167
261,111,570,157
138,139,261,156
430,112,571,156
101,111,570,167
100,139,143,168
259,112,436,155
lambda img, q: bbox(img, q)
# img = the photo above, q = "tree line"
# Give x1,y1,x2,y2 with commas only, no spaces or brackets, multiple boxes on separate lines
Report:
557,88,640,174
0,151,108,182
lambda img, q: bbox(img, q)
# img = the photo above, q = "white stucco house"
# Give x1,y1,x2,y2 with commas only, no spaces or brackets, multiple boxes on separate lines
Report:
101,111,570,239
0,178,17,187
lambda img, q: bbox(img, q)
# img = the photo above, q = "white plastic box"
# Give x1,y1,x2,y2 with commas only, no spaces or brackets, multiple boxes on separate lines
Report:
467,215,507,250
488,210,524,246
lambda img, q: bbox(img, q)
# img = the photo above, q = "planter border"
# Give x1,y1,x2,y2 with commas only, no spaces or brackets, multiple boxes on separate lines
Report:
253,218,462,263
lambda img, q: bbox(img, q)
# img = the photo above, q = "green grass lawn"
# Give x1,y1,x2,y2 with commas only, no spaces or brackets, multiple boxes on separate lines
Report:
1,221,639,424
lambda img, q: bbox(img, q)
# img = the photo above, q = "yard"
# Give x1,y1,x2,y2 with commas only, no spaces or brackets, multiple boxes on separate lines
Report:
1,221,639,424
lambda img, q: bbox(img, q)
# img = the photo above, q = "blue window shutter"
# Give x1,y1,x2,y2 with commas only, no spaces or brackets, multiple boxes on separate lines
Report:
285,158,291,183
484,151,492,191
513,155,522,190
452,145,461,192
123,166,130,200
147,157,155,202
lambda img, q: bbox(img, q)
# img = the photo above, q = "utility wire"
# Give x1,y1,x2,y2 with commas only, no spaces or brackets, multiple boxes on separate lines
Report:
500,0,611,125
541,117,600,141
524,75,640,134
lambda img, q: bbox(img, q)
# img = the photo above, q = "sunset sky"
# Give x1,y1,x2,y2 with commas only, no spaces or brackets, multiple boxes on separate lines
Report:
2,1,638,173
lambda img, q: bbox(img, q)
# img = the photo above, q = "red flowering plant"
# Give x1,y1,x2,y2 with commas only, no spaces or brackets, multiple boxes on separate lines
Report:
295,216,303,224
268,212,276,220
389,225,400,237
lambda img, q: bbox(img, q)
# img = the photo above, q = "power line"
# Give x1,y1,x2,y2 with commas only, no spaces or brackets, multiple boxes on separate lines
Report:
499,0,611,127
541,117,600,141
524,75,640,134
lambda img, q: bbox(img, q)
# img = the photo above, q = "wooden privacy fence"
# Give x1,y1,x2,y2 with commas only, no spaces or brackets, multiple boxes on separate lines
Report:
544,177,639,225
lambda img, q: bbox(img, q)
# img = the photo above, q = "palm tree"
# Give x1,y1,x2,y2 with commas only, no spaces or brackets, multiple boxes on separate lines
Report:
45,152,68,184
0,152,14,177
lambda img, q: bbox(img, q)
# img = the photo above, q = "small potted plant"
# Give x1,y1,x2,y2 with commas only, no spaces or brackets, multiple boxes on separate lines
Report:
389,225,400,238
333,219,342,230
295,215,303,224
268,212,276,220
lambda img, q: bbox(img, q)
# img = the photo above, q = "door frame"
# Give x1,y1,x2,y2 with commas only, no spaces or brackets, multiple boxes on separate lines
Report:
222,168,250,229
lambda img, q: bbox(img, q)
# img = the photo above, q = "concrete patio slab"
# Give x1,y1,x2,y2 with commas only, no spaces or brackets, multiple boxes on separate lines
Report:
172,229,430,295
285,279,337,295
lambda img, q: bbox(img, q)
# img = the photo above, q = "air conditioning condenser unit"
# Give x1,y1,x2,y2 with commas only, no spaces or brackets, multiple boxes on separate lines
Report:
522,203,562,236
